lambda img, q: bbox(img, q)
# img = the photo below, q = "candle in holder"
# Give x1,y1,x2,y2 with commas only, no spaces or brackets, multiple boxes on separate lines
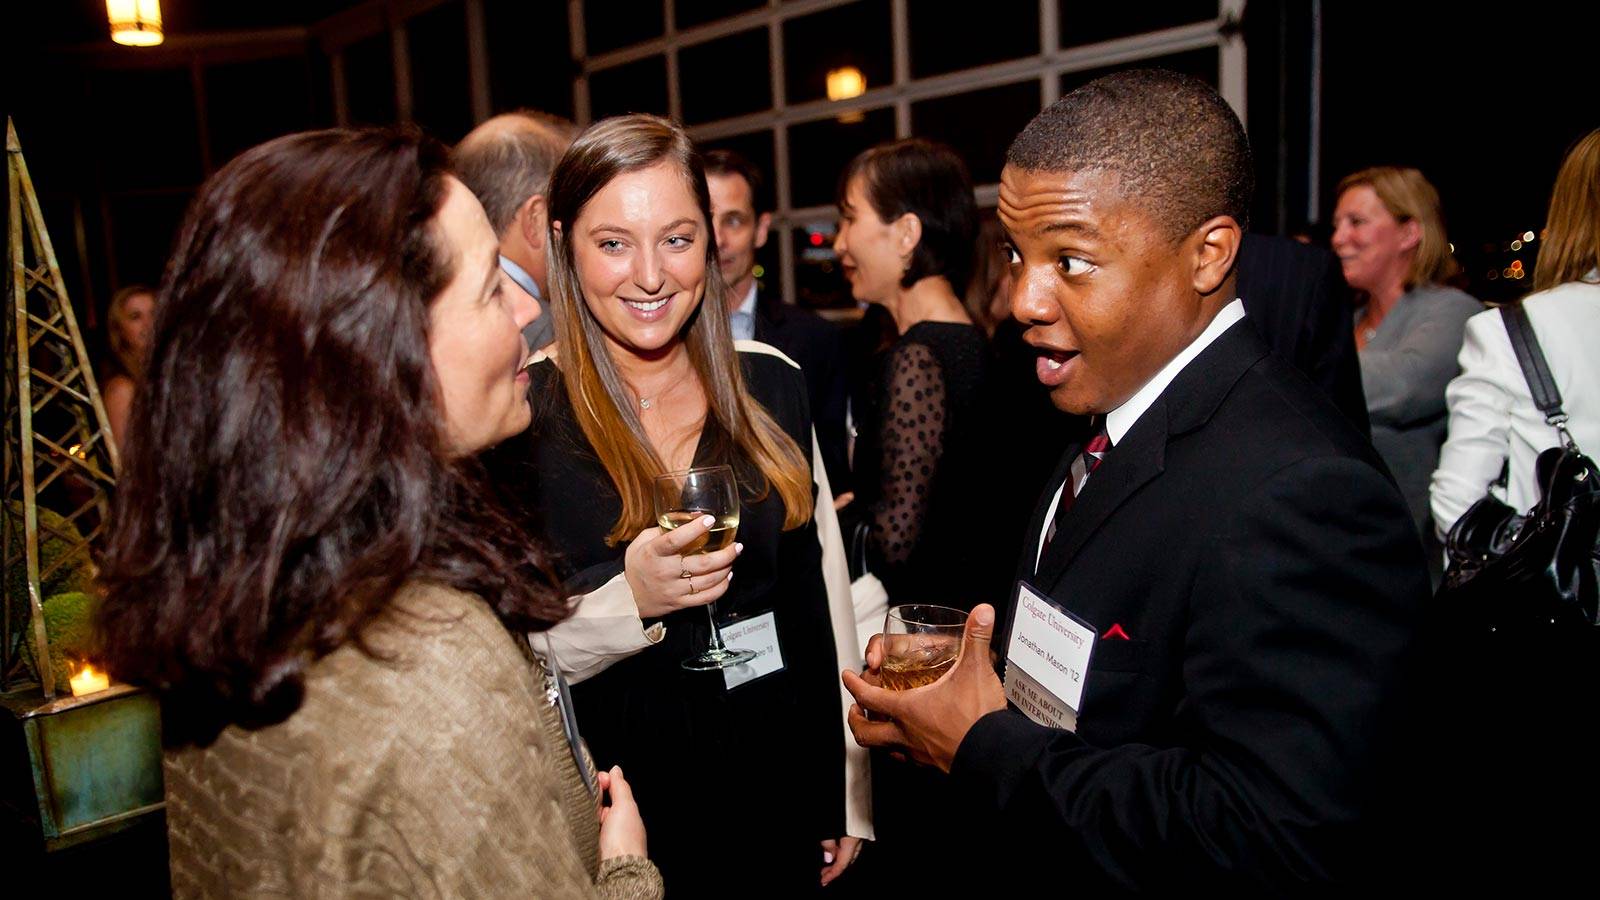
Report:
69,663,110,697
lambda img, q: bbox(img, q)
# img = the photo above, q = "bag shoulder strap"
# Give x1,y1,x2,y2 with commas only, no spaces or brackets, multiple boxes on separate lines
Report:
1498,304,1572,437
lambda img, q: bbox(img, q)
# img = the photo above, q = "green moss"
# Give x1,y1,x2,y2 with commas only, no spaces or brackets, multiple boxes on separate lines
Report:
5,501,98,681
39,591,99,687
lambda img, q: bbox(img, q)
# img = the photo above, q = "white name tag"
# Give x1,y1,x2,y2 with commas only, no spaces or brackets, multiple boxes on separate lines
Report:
721,610,785,690
1003,582,1096,731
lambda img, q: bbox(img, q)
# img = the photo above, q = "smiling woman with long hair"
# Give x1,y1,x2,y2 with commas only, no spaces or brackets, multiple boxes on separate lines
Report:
96,127,662,898
486,114,869,894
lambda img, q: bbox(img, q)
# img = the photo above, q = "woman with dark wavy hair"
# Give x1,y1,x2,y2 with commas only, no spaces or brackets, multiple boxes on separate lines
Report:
96,127,662,899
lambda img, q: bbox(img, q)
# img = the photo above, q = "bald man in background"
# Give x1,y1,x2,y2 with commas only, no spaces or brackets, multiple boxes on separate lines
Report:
453,111,579,350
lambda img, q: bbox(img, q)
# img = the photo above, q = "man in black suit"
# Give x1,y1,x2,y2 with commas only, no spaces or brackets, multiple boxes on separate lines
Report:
1237,231,1370,435
842,70,1428,892
703,149,851,491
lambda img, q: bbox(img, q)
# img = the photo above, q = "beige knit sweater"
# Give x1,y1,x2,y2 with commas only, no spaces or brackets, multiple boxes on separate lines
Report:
164,582,663,899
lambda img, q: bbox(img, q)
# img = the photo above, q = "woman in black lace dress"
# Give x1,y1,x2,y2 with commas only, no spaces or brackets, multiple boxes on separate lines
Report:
831,139,991,891
833,139,990,613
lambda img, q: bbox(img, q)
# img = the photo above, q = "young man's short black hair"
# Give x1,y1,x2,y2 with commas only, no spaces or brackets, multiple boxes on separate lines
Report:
1006,69,1254,241
701,148,773,216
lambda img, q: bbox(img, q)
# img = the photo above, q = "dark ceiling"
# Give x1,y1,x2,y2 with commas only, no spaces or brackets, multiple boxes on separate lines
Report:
29,1,374,46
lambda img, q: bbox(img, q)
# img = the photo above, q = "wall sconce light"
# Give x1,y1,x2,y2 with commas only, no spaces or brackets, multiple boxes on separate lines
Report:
827,66,866,123
107,0,164,47
826,66,867,102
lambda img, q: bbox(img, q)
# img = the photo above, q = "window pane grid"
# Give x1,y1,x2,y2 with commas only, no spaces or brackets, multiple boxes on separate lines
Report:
571,0,1232,298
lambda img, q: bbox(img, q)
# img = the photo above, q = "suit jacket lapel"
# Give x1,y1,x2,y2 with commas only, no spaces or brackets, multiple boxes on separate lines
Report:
1033,401,1168,587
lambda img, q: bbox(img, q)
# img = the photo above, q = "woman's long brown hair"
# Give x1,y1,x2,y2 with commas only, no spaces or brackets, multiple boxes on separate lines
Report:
545,114,812,545
1533,128,1600,293
96,128,568,747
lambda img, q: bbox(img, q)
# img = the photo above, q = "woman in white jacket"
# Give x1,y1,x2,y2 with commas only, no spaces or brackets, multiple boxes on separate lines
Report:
1431,128,1600,535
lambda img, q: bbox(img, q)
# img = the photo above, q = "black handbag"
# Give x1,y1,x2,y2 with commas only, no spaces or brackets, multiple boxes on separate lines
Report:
1425,305,1600,887
1440,304,1600,631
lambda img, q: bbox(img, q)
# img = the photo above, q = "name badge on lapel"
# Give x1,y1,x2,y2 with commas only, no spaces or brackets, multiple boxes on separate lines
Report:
720,610,786,690
1003,581,1096,732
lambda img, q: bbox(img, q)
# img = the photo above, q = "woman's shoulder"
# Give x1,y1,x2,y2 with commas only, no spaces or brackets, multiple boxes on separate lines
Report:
527,356,565,405
735,339,807,395
735,338,802,373
1468,280,1600,371
1463,280,1600,336
176,585,543,788
891,322,985,371
900,321,985,356
1410,283,1484,318
734,340,811,439
1522,277,1600,318
903,319,982,339
321,582,537,701
101,371,136,399
522,358,587,449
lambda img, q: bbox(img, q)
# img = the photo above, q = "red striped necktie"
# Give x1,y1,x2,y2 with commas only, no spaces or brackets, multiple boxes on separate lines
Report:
1042,422,1112,556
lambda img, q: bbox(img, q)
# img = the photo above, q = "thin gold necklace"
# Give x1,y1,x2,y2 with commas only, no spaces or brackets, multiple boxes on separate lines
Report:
634,367,689,411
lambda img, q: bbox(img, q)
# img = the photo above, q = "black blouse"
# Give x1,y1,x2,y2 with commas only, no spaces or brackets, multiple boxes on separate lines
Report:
487,348,845,896
845,321,991,608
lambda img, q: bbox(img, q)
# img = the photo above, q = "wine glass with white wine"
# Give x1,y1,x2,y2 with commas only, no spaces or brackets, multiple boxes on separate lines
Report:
653,465,755,671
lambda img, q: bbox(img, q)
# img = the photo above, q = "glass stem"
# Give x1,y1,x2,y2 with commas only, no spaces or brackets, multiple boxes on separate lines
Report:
705,603,728,653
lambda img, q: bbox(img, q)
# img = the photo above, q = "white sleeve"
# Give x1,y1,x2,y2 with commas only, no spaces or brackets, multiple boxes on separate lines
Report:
1430,312,1515,538
540,573,666,684
811,429,875,841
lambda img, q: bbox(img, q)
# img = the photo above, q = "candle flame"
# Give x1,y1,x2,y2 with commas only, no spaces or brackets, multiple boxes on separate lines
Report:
70,662,111,697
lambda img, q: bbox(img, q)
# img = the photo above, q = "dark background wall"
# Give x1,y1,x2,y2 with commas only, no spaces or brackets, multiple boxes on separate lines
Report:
8,0,1598,344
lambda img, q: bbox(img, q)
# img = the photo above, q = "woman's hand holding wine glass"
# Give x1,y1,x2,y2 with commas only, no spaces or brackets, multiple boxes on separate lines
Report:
623,514,741,618
653,465,756,670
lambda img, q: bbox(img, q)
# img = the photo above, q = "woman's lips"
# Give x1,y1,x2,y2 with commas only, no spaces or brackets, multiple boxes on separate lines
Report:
621,296,672,322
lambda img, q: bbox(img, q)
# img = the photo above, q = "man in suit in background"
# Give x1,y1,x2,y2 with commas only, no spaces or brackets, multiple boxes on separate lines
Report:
843,70,1429,893
453,110,578,351
704,148,850,490
1237,232,1370,435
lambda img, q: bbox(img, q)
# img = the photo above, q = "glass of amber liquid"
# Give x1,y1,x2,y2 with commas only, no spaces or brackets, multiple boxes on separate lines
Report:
654,465,755,671
880,604,966,690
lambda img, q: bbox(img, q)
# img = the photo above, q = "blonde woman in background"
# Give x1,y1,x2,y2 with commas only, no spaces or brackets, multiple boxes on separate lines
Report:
1333,166,1482,564
101,283,156,446
1431,129,1600,534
